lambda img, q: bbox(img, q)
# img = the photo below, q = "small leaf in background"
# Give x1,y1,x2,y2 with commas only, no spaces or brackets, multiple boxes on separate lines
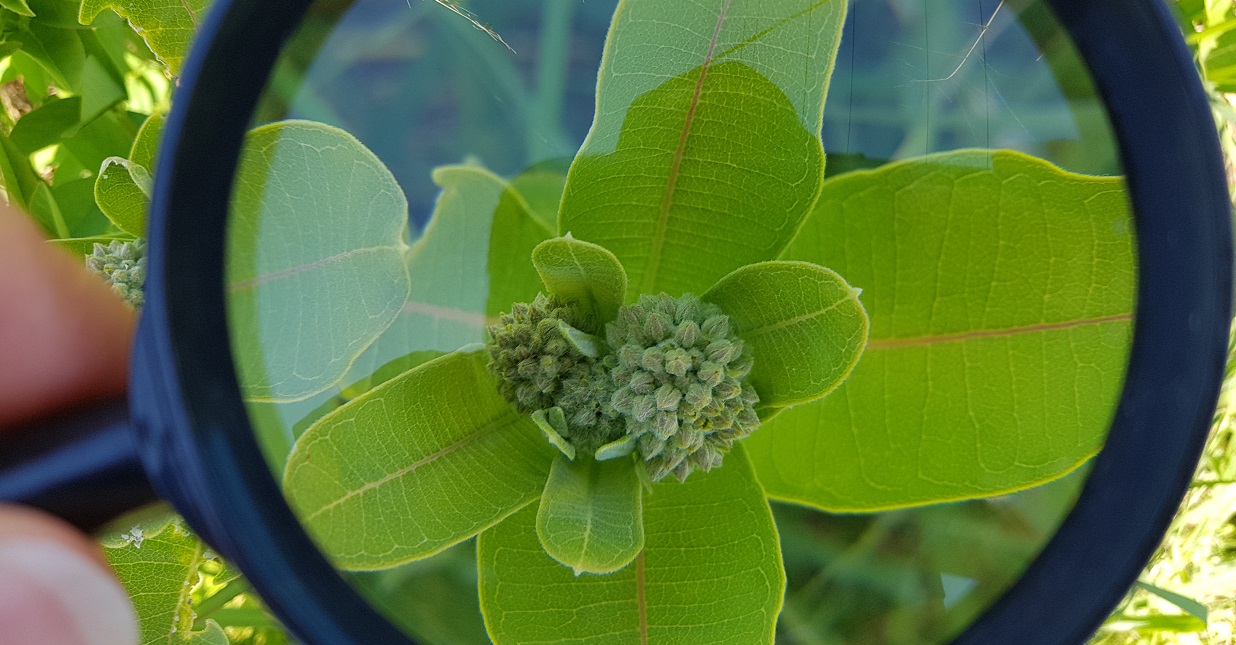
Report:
102,520,230,645
560,0,847,297
535,454,644,575
351,540,490,645
130,111,164,169
8,95,81,154
29,182,68,238
703,260,868,408
747,150,1135,511
284,350,556,570
532,234,627,327
509,158,570,230
226,120,412,402
78,0,214,75
78,54,126,122
345,163,551,391
0,0,34,17
95,156,152,235
479,446,783,644
0,131,39,209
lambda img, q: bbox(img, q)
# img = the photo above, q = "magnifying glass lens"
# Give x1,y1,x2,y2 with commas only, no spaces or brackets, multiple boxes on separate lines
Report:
224,1,1132,642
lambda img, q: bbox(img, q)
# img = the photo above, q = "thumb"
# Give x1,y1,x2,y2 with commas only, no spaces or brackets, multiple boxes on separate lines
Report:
0,505,138,645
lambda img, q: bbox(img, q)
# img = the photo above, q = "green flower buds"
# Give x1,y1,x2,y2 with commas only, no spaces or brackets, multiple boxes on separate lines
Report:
488,291,760,483
606,293,759,483
85,238,147,309
486,293,595,411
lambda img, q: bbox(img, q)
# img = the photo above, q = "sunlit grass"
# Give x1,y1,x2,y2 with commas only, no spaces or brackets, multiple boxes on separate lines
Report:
1089,290,1236,645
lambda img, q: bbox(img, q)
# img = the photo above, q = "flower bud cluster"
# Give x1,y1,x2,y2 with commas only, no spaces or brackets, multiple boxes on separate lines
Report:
606,293,760,482
486,293,595,412
86,238,147,309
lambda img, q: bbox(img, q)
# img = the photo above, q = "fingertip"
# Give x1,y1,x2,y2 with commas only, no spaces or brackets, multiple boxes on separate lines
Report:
0,505,139,645
0,208,137,428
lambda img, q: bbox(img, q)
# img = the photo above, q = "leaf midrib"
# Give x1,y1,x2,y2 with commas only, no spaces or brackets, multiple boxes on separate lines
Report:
865,313,1132,350
229,244,404,291
640,0,733,294
304,409,523,520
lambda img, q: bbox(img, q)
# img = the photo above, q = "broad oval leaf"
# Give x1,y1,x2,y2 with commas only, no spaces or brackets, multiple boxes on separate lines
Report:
536,454,644,576
226,120,411,402
480,446,783,644
284,350,557,570
748,150,1135,511
79,0,212,74
703,260,868,408
559,0,847,297
532,234,628,327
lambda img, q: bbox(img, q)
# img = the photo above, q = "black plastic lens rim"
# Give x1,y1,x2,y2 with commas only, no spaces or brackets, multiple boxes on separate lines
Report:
135,1,1232,644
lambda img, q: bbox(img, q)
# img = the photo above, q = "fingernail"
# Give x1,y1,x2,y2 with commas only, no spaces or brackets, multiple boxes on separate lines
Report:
0,541,139,645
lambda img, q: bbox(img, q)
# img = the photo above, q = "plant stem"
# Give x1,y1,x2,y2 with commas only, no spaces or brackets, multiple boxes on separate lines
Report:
528,1,576,163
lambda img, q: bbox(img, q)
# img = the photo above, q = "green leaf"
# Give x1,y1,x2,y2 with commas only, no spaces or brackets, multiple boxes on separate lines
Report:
28,182,69,239
479,446,783,644
1134,582,1209,626
79,0,213,75
283,350,556,570
9,96,81,154
747,150,1135,511
56,108,136,175
102,520,227,645
130,111,164,169
226,120,412,402
0,0,35,17
49,232,136,258
20,22,85,89
484,173,555,317
535,454,644,575
345,164,551,390
532,234,628,327
79,54,126,122
559,0,847,297
0,129,39,209
52,177,111,237
509,158,570,230
531,407,575,460
352,541,491,645
1103,614,1208,634
703,260,868,408
95,156,151,235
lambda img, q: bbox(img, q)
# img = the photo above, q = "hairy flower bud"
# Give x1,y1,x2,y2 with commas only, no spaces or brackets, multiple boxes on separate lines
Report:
487,293,594,411
605,293,760,482
86,238,147,309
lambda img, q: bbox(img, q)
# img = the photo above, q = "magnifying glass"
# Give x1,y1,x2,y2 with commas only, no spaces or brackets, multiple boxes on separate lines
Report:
2,0,1230,643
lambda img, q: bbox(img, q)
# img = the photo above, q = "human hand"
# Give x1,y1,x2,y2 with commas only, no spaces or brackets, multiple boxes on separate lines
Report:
0,207,140,644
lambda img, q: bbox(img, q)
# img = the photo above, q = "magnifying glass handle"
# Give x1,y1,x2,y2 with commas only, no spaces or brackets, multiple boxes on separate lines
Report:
0,397,157,533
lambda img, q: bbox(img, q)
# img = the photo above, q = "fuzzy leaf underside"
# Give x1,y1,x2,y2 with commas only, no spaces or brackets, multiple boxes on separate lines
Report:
746,149,1136,511
703,260,868,408
284,350,557,570
535,455,644,576
226,120,411,403
532,235,628,328
559,0,847,297
479,446,783,645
